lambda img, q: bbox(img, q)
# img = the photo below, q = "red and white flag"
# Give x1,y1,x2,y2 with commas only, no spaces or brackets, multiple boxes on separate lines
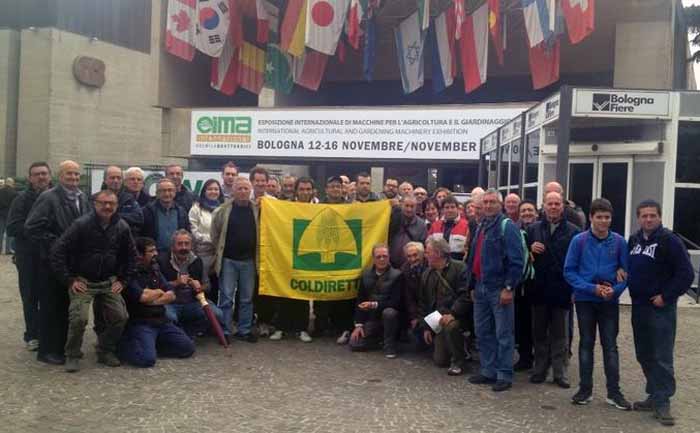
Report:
460,2,488,93
528,38,559,89
453,0,464,40
305,0,350,55
256,0,270,43
166,0,197,61
293,49,329,90
196,0,230,57
347,0,364,49
211,37,239,95
561,0,594,44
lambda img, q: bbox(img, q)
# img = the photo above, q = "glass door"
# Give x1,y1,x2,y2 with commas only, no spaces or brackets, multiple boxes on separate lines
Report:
568,161,597,220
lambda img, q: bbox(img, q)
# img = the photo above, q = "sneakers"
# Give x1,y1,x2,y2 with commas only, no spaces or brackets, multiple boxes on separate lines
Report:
336,330,350,345
25,339,39,352
633,397,654,412
65,358,80,373
606,393,632,411
298,331,312,343
234,333,258,343
654,405,675,426
571,388,593,405
97,352,121,367
492,380,512,392
447,363,464,376
384,347,397,359
269,330,284,341
468,374,497,385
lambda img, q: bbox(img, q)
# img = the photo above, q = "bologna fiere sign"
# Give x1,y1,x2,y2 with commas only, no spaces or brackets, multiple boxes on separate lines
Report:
191,106,527,160
573,89,671,118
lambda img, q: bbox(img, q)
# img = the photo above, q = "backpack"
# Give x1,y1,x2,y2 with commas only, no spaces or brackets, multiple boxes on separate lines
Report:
500,217,534,281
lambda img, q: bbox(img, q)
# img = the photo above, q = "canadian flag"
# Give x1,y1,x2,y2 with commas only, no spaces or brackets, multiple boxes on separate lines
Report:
166,0,197,61
305,0,350,55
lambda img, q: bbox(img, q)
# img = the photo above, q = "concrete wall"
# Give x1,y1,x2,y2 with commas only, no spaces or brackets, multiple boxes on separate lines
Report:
16,27,186,173
0,29,20,177
614,21,673,89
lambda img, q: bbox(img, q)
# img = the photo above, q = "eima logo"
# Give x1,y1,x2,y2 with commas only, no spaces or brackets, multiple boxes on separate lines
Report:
195,115,252,143
591,93,655,113
292,208,362,271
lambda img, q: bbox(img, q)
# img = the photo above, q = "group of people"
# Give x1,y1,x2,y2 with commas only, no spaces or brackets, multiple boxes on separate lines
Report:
5,159,695,427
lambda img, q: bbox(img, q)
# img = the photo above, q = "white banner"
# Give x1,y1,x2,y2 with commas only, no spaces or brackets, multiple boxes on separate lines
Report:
190,105,528,160
573,89,671,118
89,169,246,196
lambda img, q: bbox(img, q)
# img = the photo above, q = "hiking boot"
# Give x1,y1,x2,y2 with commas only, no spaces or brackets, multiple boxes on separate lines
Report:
234,333,258,343
269,330,284,341
97,352,121,367
468,374,497,385
633,396,654,412
65,358,80,373
553,377,571,389
336,330,350,345
654,405,675,426
529,373,546,384
606,393,632,411
492,380,512,392
571,388,593,405
298,331,312,343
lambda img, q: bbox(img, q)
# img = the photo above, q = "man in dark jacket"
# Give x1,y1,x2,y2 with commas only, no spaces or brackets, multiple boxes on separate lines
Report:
0,178,18,254
349,244,402,358
118,237,195,367
99,165,143,233
388,194,427,268
418,237,471,376
51,189,135,372
540,181,586,230
627,200,695,426
527,191,580,388
400,241,427,345
6,162,52,351
142,178,191,253
25,160,90,365
124,167,153,207
165,164,196,212
353,172,380,203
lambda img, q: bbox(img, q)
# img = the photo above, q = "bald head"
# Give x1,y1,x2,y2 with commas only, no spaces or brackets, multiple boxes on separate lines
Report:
58,160,81,190
470,187,485,196
104,165,123,192
544,181,564,195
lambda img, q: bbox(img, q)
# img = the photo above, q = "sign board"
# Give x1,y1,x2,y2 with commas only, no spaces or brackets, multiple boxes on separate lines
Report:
89,169,246,196
573,89,671,118
191,106,528,161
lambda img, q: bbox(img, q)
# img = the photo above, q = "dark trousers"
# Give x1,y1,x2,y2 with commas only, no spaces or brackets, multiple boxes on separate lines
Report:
575,301,621,396
432,319,467,367
14,249,40,342
532,304,569,379
314,299,354,335
118,321,195,368
273,298,309,333
632,303,677,408
37,267,69,357
514,283,533,365
349,307,400,352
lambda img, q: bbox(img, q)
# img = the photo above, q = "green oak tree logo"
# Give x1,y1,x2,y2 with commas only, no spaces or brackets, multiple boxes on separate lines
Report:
292,207,362,271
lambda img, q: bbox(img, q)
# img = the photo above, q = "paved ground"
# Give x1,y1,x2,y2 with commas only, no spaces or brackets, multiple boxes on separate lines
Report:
0,255,699,433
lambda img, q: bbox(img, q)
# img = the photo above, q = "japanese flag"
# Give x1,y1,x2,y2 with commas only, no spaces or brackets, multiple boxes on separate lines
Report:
305,0,350,55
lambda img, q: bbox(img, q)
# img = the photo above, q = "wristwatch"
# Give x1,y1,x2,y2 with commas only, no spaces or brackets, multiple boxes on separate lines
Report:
504,286,512,291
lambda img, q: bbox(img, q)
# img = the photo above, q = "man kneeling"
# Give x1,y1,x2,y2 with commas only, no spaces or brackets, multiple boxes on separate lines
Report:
119,237,195,367
350,244,401,358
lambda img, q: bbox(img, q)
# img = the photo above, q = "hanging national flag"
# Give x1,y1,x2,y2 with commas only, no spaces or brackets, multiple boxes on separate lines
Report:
460,2,488,93
256,0,270,43
195,0,230,57
347,0,367,49
211,37,239,95
428,12,453,93
306,0,350,55
166,0,197,61
363,15,377,81
395,11,425,94
337,37,346,62
239,42,266,94
293,49,329,90
417,0,430,31
281,0,307,56
562,0,594,44
446,6,457,77
488,0,503,65
265,44,294,94
522,0,552,48
528,38,560,89
453,0,464,39
229,0,244,48
264,0,284,43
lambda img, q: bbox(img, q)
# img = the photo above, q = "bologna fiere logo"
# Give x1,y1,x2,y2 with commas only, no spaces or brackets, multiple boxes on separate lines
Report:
592,93,655,113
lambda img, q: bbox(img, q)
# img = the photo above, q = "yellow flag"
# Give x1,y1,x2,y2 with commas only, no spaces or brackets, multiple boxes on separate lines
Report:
288,0,307,57
259,198,391,301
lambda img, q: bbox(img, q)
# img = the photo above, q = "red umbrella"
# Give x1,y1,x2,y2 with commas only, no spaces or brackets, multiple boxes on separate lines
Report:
195,292,229,347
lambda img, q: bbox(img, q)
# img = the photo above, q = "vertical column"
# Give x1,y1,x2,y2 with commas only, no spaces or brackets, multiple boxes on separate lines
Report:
370,167,384,195
556,86,573,194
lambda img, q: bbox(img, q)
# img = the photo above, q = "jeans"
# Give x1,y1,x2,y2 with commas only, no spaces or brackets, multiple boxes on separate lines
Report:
118,321,195,368
14,248,40,342
632,303,677,408
218,258,255,336
575,301,621,396
474,283,515,382
65,280,128,359
349,307,400,352
165,301,224,336
532,304,569,379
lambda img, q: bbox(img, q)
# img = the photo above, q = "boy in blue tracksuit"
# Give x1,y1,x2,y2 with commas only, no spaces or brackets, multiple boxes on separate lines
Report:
564,198,631,410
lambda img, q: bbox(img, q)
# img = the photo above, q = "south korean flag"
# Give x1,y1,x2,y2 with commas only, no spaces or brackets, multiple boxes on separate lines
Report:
196,0,231,57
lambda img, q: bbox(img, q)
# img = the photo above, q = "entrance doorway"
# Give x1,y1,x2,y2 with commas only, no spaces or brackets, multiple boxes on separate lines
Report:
568,157,633,237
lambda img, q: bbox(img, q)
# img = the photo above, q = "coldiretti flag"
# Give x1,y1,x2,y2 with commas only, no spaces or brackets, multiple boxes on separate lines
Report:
259,198,391,301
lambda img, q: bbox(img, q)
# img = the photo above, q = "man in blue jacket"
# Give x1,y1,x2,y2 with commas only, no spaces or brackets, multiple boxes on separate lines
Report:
627,200,694,426
564,198,630,410
466,189,524,392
